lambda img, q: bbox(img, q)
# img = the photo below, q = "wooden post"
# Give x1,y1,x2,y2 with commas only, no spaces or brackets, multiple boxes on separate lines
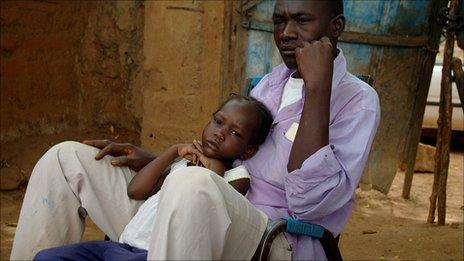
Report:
451,57,464,113
401,0,448,200
427,0,459,225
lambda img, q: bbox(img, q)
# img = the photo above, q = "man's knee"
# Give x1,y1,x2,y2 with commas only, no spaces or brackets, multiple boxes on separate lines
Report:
49,141,94,155
34,141,98,181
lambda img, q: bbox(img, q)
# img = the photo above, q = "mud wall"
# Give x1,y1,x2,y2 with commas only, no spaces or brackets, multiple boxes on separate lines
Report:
0,1,145,143
141,1,228,152
1,0,234,154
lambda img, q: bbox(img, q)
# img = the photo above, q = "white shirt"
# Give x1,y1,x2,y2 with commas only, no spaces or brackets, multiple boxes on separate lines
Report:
278,73,304,112
119,159,251,250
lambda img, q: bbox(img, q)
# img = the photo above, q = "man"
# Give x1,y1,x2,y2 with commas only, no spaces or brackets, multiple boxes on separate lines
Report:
11,0,380,260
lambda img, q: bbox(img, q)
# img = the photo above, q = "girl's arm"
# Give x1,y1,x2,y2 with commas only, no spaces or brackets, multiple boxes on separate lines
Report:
228,179,250,196
127,145,179,200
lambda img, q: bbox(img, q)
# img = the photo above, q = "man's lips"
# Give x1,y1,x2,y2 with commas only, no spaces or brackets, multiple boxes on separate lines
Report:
281,50,295,56
280,45,296,55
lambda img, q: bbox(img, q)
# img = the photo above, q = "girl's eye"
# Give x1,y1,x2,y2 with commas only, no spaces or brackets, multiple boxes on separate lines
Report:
230,129,241,137
213,116,222,125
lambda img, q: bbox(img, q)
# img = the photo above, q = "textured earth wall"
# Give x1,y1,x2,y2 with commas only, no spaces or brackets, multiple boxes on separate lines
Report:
0,1,145,143
141,1,227,153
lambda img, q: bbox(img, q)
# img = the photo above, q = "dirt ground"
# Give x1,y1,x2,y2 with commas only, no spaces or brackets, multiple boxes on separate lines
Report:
0,134,463,260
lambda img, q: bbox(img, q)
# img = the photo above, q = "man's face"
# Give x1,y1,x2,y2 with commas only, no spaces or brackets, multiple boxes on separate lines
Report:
273,0,334,69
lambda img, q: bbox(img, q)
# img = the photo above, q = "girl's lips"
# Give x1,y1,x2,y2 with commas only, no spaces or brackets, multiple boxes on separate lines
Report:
204,140,219,151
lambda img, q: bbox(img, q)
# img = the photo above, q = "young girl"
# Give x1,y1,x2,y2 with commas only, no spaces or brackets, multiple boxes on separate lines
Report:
34,95,273,261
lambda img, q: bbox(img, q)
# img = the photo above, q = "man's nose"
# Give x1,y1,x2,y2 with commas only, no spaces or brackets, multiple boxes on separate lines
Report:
280,21,297,41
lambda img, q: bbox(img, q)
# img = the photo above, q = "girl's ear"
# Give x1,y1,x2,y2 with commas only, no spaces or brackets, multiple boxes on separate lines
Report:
330,14,345,38
240,145,259,161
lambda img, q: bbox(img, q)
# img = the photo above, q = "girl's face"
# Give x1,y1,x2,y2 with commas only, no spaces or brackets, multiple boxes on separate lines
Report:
201,100,258,161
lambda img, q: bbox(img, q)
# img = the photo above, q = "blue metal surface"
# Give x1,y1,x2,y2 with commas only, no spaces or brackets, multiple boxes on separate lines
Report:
458,0,464,48
340,0,432,75
244,0,433,78
242,0,443,193
244,0,279,78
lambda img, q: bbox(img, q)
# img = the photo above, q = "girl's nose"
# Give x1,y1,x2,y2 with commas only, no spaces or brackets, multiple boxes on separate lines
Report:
214,132,224,142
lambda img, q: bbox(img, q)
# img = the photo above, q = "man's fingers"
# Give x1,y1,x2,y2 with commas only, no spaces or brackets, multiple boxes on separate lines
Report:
320,36,331,44
82,139,112,149
111,156,130,167
94,143,118,160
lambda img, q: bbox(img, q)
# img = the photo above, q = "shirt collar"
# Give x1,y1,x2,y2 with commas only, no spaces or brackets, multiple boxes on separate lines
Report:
267,48,347,123
268,47,347,96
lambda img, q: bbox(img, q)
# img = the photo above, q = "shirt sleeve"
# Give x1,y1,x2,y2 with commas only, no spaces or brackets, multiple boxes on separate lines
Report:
284,106,380,221
224,165,250,183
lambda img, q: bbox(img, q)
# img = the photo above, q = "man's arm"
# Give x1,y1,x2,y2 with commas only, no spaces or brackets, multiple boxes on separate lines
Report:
284,38,380,223
285,84,380,223
287,37,334,172
82,140,156,171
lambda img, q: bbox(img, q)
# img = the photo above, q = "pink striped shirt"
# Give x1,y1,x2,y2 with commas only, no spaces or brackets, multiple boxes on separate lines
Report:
244,49,380,260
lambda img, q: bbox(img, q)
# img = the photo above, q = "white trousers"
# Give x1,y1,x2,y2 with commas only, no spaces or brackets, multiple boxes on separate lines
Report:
10,141,290,260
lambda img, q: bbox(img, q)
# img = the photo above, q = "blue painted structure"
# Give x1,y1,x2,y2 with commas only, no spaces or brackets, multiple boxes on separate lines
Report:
240,0,446,193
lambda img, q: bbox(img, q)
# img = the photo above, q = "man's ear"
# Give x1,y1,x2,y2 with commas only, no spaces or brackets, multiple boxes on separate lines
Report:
330,14,345,38
240,145,259,161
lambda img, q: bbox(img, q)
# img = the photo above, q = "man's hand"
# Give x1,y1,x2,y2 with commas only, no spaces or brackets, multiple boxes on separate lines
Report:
287,37,333,172
295,37,334,91
82,140,155,172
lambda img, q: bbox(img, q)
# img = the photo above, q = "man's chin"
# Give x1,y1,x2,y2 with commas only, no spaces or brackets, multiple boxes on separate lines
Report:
282,59,297,70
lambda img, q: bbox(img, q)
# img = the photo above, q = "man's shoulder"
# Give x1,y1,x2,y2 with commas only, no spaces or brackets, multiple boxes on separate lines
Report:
333,72,380,117
250,64,290,97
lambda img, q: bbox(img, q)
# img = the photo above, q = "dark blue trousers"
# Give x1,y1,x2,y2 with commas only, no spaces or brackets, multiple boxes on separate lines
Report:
34,241,147,261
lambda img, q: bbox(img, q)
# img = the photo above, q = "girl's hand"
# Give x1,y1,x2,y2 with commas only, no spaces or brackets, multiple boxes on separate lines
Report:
177,143,201,165
177,141,225,175
192,150,226,177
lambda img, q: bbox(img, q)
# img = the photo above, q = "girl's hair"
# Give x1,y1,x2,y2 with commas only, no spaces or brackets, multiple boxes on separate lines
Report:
218,94,273,146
